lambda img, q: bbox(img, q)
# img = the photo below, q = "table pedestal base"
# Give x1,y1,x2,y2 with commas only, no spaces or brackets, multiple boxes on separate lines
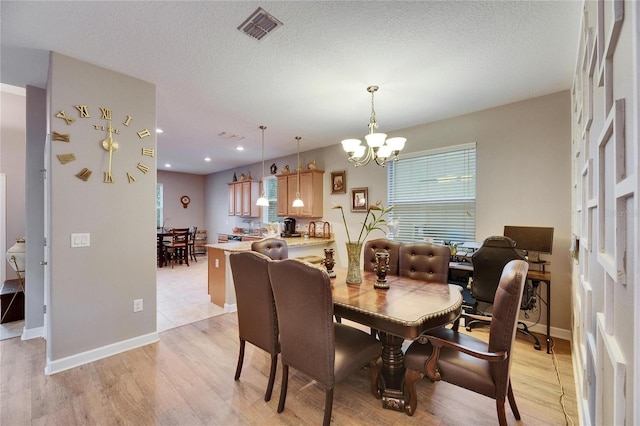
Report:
376,332,408,412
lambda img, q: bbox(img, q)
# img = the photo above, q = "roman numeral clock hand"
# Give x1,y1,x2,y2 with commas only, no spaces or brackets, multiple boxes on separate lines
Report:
101,119,119,183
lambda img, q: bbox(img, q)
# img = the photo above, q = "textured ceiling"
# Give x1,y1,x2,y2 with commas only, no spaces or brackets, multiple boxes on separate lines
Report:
1,1,582,175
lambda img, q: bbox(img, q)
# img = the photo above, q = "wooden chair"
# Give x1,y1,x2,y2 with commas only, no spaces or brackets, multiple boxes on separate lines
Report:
403,259,529,424
229,251,279,401
188,226,198,263
164,228,190,268
267,259,382,426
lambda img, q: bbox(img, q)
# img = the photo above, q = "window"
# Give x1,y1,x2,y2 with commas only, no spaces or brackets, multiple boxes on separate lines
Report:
156,184,163,228
262,176,281,224
387,143,476,244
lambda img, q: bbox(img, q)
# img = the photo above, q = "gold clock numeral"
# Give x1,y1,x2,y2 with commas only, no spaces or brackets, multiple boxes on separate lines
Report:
56,111,75,125
137,129,151,139
104,172,114,183
75,105,90,118
100,108,112,120
142,148,155,157
76,168,92,181
57,153,76,164
137,163,150,174
127,172,136,183
52,132,70,142
123,115,132,126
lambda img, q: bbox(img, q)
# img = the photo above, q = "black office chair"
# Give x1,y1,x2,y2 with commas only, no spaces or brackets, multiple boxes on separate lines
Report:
466,236,541,350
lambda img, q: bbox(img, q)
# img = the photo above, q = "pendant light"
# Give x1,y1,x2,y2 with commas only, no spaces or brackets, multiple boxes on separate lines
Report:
292,136,304,208
256,125,269,207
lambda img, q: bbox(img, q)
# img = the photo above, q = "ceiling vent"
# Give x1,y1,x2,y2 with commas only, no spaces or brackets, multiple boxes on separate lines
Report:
237,7,283,41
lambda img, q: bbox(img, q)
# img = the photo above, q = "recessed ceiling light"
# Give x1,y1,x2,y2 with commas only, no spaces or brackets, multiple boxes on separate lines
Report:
156,128,164,134
236,146,244,151
164,163,171,168
204,157,211,162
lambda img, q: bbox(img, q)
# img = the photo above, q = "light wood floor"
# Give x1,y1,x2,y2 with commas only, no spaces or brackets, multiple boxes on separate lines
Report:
1,307,577,425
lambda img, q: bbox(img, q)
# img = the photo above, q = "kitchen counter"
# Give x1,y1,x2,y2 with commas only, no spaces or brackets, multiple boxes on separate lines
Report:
206,237,335,311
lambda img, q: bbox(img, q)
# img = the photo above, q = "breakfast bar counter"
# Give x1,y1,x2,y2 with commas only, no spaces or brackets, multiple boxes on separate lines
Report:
206,237,334,311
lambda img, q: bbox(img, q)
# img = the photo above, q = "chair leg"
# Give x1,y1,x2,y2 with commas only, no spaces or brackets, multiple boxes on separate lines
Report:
234,339,245,380
403,368,425,416
334,315,342,323
507,379,521,420
496,400,507,426
277,364,289,413
265,353,278,402
322,387,334,426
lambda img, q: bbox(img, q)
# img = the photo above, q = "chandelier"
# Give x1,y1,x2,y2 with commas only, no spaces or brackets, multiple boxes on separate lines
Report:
256,125,269,206
292,136,304,207
341,85,406,167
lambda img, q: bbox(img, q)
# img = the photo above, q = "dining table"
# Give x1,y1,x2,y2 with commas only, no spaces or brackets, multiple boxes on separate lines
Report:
330,267,463,414
156,229,172,267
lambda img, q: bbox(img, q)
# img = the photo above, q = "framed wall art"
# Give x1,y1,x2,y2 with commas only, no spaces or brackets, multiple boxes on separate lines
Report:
351,187,368,212
331,170,346,194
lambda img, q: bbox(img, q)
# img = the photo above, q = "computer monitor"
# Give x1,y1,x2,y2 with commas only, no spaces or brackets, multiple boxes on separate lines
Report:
503,226,554,262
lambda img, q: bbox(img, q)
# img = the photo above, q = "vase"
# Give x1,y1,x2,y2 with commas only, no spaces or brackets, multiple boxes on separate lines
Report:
345,242,363,284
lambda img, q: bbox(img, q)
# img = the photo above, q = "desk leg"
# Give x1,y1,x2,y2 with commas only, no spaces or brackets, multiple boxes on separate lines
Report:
377,332,407,412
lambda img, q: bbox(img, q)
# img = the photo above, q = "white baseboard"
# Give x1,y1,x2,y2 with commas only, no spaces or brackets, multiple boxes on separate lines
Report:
22,326,44,340
224,303,237,313
44,331,159,375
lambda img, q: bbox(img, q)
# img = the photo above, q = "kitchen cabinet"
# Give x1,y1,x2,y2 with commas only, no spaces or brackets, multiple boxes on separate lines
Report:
276,169,324,218
228,180,260,217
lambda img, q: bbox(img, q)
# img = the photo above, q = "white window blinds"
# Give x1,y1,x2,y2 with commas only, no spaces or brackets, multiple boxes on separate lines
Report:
387,143,476,244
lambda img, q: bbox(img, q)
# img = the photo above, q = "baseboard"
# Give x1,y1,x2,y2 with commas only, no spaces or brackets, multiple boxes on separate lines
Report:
44,331,159,375
21,326,44,340
527,323,571,342
224,303,237,313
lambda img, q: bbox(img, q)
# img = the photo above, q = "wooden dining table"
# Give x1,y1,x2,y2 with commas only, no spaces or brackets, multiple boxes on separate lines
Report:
330,268,463,414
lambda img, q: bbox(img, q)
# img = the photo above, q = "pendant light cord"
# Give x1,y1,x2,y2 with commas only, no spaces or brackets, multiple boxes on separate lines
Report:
260,125,266,183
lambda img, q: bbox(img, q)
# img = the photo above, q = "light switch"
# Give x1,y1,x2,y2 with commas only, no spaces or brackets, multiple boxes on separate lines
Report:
71,233,90,248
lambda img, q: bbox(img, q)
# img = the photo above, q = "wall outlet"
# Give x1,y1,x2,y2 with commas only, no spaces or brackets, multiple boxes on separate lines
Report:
215,258,219,268
133,298,143,312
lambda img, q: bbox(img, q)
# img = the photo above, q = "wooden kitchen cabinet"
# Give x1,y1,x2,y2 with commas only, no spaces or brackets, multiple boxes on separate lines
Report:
228,180,260,217
276,169,324,218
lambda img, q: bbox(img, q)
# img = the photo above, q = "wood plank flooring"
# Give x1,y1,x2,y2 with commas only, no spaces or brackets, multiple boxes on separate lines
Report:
1,311,577,425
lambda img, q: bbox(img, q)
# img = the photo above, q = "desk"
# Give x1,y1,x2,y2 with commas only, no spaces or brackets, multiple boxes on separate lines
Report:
449,261,552,354
330,268,462,413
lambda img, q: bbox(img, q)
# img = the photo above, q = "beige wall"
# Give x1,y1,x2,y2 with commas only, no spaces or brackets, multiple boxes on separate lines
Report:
207,90,573,334
157,170,205,233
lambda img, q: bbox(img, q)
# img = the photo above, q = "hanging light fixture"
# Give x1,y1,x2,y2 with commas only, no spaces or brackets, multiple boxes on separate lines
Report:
256,125,269,207
341,85,406,167
292,136,304,208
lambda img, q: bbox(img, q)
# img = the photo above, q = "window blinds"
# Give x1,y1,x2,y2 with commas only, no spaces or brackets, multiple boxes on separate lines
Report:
387,143,476,243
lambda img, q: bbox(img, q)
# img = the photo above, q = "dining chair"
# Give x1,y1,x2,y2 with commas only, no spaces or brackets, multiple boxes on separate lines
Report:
398,242,450,283
251,238,289,260
164,227,190,268
267,259,382,426
403,259,529,424
188,226,198,263
363,238,401,276
229,251,279,401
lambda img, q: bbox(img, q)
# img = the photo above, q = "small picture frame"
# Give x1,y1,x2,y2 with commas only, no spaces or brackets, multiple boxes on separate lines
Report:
351,187,368,212
331,170,346,194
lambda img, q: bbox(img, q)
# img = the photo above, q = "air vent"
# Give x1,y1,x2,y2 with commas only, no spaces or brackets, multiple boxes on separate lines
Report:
237,7,283,41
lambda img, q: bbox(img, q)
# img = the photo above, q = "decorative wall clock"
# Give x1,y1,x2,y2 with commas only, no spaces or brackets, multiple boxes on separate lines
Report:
53,105,154,183
180,195,191,208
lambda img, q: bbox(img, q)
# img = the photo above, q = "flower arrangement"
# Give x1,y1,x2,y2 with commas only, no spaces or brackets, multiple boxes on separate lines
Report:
332,200,393,245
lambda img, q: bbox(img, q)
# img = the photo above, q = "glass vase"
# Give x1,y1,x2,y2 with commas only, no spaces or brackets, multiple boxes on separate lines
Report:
345,242,363,284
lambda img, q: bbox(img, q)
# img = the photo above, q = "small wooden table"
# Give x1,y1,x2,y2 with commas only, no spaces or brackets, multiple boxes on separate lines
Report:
330,268,462,413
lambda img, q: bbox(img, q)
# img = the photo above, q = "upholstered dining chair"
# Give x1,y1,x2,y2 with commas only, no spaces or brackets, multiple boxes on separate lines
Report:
398,242,450,283
403,259,529,425
164,227,190,268
251,238,289,260
363,238,401,276
267,259,382,426
229,251,279,401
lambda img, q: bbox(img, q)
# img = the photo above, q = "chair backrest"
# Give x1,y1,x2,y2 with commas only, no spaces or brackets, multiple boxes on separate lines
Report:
470,236,526,304
189,226,198,242
229,251,279,355
171,228,190,244
363,238,401,275
398,242,450,283
487,259,529,398
267,259,335,388
252,238,289,260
